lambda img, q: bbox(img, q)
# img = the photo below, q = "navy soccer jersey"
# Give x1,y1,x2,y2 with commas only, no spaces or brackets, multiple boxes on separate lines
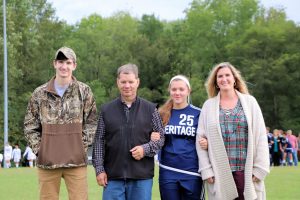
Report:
159,104,201,180
281,137,293,149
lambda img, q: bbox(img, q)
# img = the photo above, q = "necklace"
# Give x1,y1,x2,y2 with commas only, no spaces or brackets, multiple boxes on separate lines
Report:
223,109,232,116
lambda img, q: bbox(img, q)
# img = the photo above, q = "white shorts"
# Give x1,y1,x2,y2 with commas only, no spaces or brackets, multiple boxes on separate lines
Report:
5,155,11,160
13,158,21,162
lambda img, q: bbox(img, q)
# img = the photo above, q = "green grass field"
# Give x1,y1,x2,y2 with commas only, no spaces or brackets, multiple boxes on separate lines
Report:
0,165,299,200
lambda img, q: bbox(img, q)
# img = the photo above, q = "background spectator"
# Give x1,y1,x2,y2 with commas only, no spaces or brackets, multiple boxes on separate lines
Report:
4,142,13,168
266,127,273,166
271,129,281,166
286,130,298,166
12,144,22,168
280,132,293,166
23,145,35,168
0,153,3,168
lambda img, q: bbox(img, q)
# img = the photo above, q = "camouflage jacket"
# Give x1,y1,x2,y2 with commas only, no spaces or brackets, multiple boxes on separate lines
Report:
24,76,97,169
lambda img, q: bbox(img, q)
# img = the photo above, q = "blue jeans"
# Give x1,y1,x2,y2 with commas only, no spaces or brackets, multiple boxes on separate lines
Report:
292,148,298,166
103,179,153,200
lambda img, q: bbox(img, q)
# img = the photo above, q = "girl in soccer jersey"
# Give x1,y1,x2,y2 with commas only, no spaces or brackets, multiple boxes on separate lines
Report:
152,75,205,200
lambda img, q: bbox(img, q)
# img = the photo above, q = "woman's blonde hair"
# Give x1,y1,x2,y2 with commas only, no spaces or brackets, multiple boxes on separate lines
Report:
206,62,249,98
159,75,191,126
159,99,173,126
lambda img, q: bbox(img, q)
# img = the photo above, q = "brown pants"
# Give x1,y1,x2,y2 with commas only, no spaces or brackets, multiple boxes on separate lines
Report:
38,166,88,200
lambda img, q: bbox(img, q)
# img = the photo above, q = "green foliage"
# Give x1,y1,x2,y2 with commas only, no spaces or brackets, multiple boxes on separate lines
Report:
190,76,207,107
138,14,164,42
226,7,300,131
0,0,299,148
139,87,163,104
87,80,108,107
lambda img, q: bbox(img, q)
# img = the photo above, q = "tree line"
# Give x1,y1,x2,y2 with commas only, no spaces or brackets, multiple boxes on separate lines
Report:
0,0,299,150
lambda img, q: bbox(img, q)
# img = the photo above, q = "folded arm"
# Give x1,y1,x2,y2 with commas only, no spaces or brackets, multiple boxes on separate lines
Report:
196,107,215,181
141,109,165,157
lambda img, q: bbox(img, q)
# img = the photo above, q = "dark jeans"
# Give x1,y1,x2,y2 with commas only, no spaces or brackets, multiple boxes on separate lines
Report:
159,178,205,200
232,171,245,200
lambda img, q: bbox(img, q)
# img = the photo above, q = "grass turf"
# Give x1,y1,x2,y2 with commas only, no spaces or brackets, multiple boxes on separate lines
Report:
0,165,299,199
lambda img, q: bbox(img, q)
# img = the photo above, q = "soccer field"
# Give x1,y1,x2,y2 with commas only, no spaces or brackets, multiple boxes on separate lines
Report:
0,165,299,199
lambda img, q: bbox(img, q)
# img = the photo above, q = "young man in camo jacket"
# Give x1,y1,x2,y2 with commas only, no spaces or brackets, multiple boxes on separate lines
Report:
24,46,97,200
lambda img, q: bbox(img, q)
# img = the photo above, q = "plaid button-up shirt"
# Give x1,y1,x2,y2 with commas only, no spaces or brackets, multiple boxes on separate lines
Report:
219,100,248,172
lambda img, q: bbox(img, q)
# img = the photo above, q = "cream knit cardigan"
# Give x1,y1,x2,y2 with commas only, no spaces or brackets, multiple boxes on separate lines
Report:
196,91,270,200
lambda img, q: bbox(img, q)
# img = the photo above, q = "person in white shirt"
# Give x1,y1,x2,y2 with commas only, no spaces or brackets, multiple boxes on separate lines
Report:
4,143,13,168
23,145,35,167
12,144,22,168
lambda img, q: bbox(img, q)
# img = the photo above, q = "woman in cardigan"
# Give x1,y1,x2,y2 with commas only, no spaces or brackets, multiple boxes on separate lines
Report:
196,62,269,200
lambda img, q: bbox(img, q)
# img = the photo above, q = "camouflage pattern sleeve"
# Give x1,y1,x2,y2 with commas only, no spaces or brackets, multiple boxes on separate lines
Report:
82,86,98,151
24,92,42,155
